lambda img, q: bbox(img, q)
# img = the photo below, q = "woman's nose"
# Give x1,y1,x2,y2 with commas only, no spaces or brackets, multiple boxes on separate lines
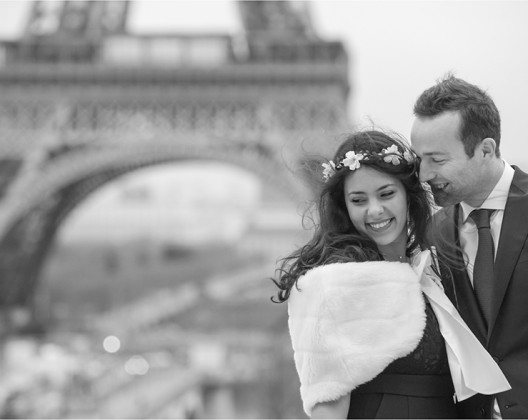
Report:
367,200,384,216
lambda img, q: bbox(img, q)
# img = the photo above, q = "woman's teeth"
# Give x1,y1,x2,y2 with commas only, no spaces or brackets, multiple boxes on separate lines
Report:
369,219,391,229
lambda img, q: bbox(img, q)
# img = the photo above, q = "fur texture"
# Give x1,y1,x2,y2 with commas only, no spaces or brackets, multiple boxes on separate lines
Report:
288,261,426,416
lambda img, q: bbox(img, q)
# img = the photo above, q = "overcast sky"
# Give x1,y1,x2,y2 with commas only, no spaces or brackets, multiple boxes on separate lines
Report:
311,1,528,168
1,1,527,166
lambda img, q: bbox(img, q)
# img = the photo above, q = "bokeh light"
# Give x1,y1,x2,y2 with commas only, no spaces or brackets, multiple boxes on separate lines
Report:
124,355,150,376
102,336,121,353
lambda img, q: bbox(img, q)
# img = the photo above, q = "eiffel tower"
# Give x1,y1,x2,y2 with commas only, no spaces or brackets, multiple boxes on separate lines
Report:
0,1,350,316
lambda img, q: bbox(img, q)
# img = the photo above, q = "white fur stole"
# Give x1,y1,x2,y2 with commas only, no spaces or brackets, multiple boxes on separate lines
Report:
288,261,426,416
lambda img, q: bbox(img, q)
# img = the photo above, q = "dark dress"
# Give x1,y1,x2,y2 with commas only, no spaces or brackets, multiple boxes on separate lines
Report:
347,299,458,419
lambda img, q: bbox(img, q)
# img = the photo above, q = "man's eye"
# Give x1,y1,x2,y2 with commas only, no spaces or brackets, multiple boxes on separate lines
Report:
432,158,446,164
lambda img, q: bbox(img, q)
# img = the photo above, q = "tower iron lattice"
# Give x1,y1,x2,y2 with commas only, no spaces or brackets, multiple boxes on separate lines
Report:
0,0,350,311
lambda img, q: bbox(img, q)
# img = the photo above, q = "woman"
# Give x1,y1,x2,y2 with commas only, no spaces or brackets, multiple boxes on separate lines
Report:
273,130,510,418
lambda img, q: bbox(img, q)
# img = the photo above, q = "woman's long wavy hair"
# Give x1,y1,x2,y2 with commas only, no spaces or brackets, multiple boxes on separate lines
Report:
272,130,434,303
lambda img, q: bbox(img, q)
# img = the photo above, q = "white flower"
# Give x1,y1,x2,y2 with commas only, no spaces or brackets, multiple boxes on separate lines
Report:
342,151,364,171
382,145,402,165
382,144,400,155
384,154,401,165
403,150,414,163
383,145,400,155
322,161,336,181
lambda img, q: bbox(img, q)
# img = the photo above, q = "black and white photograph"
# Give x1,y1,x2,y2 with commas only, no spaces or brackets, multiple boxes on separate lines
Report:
0,1,527,418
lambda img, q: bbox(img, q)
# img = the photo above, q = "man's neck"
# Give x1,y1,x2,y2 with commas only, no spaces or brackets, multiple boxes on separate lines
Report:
464,159,505,208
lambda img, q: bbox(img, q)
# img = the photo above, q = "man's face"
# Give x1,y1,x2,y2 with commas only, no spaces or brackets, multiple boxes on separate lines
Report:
411,111,487,207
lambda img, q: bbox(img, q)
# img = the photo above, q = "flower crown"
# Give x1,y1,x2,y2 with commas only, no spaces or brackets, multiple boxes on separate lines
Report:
322,145,415,182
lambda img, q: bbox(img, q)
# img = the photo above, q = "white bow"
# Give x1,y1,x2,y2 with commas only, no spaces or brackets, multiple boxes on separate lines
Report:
412,250,511,401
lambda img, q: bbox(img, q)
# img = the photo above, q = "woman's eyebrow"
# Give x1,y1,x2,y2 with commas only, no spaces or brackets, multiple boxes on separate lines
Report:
347,183,395,195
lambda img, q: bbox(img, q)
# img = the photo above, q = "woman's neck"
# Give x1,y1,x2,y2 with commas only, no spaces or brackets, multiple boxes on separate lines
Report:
381,253,409,263
377,237,408,263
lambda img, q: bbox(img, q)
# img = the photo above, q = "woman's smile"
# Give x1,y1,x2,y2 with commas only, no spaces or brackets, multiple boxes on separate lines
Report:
366,217,394,232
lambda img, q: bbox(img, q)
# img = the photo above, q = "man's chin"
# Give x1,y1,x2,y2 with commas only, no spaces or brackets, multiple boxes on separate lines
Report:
433,192,457,207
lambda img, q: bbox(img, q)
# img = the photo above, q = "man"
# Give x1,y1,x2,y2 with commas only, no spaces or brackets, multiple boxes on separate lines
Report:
410,75,528,419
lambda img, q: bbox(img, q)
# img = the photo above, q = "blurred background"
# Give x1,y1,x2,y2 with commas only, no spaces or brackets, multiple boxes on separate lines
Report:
0,1,527,418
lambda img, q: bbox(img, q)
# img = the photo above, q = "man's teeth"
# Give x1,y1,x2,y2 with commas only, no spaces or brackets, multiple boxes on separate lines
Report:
369,219,391,229
433,183,448,191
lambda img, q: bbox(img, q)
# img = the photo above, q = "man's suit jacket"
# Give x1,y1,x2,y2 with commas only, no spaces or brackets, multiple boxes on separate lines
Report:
434,166,528,419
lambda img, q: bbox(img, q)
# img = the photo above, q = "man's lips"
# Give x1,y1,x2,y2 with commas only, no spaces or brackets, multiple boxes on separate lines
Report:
430,182,448,193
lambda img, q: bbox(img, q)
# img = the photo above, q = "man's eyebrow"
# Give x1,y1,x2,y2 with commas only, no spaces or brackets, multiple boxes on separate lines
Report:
421,151,446,156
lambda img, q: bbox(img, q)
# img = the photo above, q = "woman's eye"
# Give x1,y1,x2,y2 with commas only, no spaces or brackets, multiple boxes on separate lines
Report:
381,191,395,198
351,198,365,204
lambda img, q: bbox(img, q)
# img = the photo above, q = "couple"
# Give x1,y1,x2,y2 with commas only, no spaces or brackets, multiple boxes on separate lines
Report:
273,75,528,419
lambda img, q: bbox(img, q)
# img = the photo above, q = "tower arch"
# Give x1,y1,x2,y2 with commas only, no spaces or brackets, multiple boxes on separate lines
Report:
0,0,350,311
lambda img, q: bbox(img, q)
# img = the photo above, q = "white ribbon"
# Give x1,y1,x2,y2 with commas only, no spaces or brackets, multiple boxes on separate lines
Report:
412,250,511,401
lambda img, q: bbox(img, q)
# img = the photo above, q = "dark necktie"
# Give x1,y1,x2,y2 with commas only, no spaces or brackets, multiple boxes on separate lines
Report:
469,209,495,327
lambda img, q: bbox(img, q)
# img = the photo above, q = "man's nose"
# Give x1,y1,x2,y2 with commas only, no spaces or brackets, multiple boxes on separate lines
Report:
418,161,434,183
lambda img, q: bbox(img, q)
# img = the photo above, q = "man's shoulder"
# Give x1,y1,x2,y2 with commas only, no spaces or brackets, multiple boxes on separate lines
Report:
432,205,456,222
511,165,528,194
428,206,458,244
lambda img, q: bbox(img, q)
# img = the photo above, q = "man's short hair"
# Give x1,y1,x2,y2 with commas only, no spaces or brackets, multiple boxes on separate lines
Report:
413,74,501,157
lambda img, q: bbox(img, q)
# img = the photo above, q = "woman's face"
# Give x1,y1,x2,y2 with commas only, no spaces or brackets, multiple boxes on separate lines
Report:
344,166,408,251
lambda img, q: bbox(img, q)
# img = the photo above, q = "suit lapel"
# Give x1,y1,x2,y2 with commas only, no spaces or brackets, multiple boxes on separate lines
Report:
488,166,528,337
437,205,487,342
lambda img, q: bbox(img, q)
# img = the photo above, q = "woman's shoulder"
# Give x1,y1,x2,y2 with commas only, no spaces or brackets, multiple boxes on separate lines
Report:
288,260,427,416
296,260,418,291
290,260,422,317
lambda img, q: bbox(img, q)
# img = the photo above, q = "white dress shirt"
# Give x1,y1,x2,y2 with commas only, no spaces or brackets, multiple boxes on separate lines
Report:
458,161,514,418
459,162,514,286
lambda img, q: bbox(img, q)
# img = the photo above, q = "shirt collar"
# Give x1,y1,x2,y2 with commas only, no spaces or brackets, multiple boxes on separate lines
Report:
460,161,514,224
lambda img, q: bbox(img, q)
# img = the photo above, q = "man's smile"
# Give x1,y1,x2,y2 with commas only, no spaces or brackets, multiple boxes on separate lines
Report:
430,182,448,193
